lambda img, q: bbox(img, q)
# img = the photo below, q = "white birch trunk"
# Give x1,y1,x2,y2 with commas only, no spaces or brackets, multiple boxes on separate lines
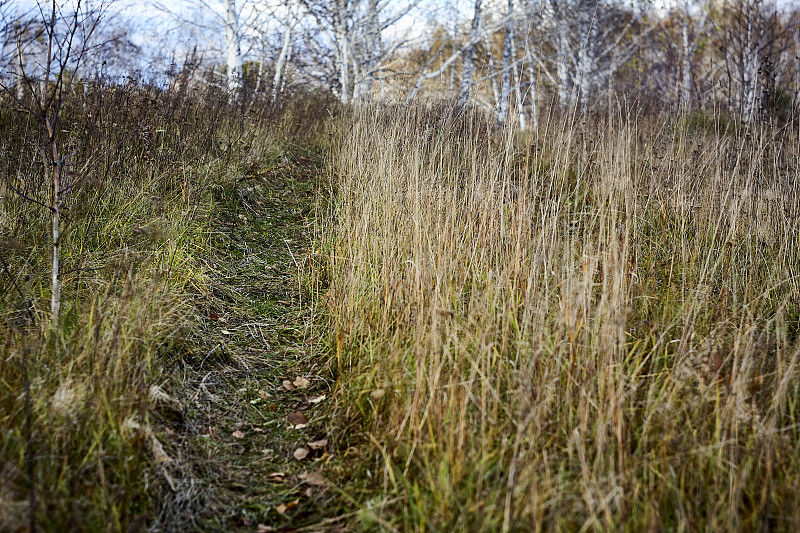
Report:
15,50,25,100
497,0,514,125
680,8,692,111
44,117,61,323
528,56,538,128
273,19,295,100
224,0,242,93
254,50,265,95
741,5,760,123
486,38,500,112
577,16,597,111
335,0,350,104
457,0,483,107
554,4,571,109
362,0,380,100
511,28,526,130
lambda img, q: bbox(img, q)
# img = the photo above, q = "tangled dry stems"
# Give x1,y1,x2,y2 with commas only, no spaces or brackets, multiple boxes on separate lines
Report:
321,104,800,531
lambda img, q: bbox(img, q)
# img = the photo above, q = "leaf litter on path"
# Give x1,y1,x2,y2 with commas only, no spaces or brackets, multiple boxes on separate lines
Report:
150,153,336,530
287,411,309,428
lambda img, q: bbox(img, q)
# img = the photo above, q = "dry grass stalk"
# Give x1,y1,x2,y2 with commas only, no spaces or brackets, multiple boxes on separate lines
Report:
319,105,800,531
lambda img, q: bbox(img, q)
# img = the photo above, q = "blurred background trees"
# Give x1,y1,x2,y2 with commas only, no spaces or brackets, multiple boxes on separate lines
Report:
1,0,798,123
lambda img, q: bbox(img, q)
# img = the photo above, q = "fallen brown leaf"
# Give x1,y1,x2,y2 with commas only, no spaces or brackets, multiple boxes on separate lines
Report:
282,380,296,391
232,430,245,439
256,524,274,532
275,499,299,514
268,472,285,482
299,470,326,486
308,439,328,450
287,411,309,427
258,390,271,400
294,447,309,460
293,376,310,389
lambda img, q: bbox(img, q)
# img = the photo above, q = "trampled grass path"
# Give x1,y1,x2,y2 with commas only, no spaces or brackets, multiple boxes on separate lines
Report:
152,148,334,531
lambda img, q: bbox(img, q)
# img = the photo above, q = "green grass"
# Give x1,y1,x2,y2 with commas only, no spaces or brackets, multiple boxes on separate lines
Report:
0,83,335,531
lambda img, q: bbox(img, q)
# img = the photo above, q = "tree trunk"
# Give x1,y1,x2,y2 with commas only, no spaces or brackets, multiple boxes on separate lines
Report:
528,56,538,129
577,14,597,111
224,0,242,93
680,6,693,111
362,0,381,100
457,0,483,107
741,5,760,123
486,38,500,112
497,0,514,126
335,0,350,104
511,26,526,130
273,19,295,101
15,51,25,101
44,118,61,324
448,33,456,99
554,2,571,109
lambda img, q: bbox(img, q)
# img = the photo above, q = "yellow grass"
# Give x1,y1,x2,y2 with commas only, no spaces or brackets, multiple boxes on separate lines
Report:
319,104,800,531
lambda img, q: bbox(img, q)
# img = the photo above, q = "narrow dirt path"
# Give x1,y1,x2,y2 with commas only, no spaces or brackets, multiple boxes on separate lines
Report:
152,147,335,531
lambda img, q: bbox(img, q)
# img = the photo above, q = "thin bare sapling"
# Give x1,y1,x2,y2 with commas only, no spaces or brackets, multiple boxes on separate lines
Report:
1,0,110,326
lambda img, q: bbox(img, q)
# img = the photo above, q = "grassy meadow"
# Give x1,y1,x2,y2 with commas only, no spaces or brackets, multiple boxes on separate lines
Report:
2,78,800,532
0,82,330,530
319,105,800,531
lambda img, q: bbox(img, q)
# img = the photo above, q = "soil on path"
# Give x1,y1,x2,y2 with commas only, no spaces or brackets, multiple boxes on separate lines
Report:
152,147,336,531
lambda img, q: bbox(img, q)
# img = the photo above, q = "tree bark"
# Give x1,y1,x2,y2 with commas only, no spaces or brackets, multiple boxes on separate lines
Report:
511,22,526,130
273,17,295,100
334,0,350,103
552,0,571,109
361,0,381,100
457,0,483,107
680,6,692,111
224,0,242,93
497,0,514,125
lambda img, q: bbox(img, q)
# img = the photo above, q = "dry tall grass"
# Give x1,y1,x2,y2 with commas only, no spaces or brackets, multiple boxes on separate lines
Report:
320,105,800,531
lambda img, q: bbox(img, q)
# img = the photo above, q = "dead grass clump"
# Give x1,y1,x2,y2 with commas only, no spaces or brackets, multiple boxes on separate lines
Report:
319,105,800,531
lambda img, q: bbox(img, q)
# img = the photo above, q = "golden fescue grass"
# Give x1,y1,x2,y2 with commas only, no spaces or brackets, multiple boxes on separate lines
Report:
320,104,800,531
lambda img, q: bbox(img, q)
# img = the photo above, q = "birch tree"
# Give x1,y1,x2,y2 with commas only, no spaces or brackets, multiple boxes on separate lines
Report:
717,0,789,122
407,0,510,104
0,0,109,324
457,0,483,106
298,0,419,103
497,0,514,125
272,2,298,99
543,0,656,110
678,0,708,110
152,0,265,94
224,0,242,92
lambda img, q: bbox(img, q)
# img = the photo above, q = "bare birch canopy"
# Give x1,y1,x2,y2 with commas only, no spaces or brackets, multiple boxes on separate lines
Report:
2,0,798,123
